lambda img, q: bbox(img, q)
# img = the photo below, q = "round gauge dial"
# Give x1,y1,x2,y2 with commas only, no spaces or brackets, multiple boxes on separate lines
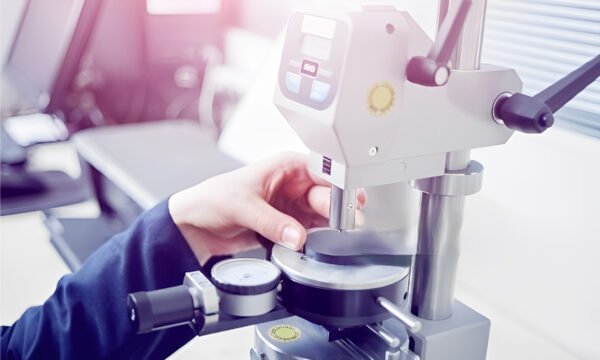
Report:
211,258,281,295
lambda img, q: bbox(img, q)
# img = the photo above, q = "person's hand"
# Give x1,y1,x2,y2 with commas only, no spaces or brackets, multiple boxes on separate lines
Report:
169,152,366,265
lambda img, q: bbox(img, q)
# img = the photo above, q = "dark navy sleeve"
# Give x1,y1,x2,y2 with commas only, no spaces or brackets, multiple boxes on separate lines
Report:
1,200,201,359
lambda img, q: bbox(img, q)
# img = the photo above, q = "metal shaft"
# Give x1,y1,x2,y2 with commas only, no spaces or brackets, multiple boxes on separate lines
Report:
410,185,466,320
410,0,486,321
449,0,486,71
378,297,421,333
366,323,401,349
329,185,357,230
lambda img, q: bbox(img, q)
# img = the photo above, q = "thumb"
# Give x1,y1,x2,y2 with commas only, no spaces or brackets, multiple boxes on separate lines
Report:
240,200,306,250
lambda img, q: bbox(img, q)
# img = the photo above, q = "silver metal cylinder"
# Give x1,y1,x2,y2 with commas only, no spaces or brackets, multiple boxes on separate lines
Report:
217,289,277,317
366,323,401,348
446,149,471,170
410,0,486,320
450,0,487,71
411,192,465,319
329,185,357,230
377,297,422,332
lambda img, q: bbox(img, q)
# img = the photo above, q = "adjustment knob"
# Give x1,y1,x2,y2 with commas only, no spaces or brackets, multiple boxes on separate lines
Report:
406,56,450,87
406,0,472,87
493,54,599,135
127,285,195,334
494,93,554,134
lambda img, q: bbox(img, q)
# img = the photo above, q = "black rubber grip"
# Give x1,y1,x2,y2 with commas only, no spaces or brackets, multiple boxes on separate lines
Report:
127,285,195,334
495,93,554,134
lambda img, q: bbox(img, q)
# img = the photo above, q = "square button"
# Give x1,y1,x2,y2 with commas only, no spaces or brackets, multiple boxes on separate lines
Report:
301,59,319,77
285,72,301,94
310,80,331,102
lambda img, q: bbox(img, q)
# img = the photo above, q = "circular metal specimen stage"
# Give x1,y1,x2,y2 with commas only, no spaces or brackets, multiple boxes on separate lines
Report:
271,242,411,328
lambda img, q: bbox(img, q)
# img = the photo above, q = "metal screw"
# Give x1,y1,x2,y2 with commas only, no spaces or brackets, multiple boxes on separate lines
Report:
369,147,379,156
346,203,354,210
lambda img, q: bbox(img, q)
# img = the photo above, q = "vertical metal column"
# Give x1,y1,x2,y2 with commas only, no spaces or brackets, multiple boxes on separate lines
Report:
410,0,487,320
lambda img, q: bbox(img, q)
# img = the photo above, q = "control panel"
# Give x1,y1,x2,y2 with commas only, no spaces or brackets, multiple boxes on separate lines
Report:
278,13,348,110
274,7,522,189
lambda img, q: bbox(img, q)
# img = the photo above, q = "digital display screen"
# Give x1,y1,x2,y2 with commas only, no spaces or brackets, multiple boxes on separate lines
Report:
301,34,332,60
147,0,221,15
301,15,336,39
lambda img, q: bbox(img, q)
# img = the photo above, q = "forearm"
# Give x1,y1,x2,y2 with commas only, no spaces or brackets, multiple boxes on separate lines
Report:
1,200,201,359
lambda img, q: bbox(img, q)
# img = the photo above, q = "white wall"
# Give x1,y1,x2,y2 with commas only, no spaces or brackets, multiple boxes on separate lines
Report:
0,0,29,113
459,129,600,359
0,0,28,65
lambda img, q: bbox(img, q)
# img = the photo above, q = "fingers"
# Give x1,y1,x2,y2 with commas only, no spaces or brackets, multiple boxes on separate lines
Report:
237,198,307,251
354,210,366,228
306,170,332,187
306,185,331,218
356,188,368,209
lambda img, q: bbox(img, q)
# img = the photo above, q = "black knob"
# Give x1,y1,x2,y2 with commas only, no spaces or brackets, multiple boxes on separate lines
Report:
495,93,554,134
407,57,450,87
127,286,195,334
406,0,472,87
494,54,599,134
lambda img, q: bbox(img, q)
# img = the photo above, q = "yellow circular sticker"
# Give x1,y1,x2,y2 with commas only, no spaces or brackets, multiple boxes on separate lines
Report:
268,325,301,342
367,82,395,115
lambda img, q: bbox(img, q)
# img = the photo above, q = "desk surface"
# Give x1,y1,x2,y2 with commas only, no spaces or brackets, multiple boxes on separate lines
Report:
1,136,597,359
74,120,241,210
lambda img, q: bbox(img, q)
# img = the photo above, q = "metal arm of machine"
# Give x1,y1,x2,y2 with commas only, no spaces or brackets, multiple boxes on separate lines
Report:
406,0,472,87
127,271,219,334
377,297,421,333
127,260,289,335
493,54,600,134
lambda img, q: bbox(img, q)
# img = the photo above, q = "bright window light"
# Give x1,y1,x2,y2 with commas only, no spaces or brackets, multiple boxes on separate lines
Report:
146,0,221,15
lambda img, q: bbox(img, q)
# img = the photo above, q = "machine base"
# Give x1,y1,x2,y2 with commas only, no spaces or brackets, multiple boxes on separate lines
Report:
401,300,490,360
252,301,489,360
253,316,410,360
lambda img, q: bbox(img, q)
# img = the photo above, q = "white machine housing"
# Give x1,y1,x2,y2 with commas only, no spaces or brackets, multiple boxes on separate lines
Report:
274,6,523,189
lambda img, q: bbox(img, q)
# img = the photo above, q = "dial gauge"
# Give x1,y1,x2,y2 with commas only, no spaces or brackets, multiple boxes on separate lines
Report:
211,258,281,295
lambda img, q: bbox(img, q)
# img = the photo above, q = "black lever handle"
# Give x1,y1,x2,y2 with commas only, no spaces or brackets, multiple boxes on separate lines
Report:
127,286,196,334
494,54,600,134
406,0,472,87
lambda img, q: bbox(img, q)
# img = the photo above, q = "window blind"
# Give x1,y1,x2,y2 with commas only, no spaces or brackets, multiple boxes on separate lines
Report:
481,0,600,137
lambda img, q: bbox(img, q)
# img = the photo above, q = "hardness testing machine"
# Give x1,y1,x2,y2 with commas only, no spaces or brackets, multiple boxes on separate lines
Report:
126,1,600,359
